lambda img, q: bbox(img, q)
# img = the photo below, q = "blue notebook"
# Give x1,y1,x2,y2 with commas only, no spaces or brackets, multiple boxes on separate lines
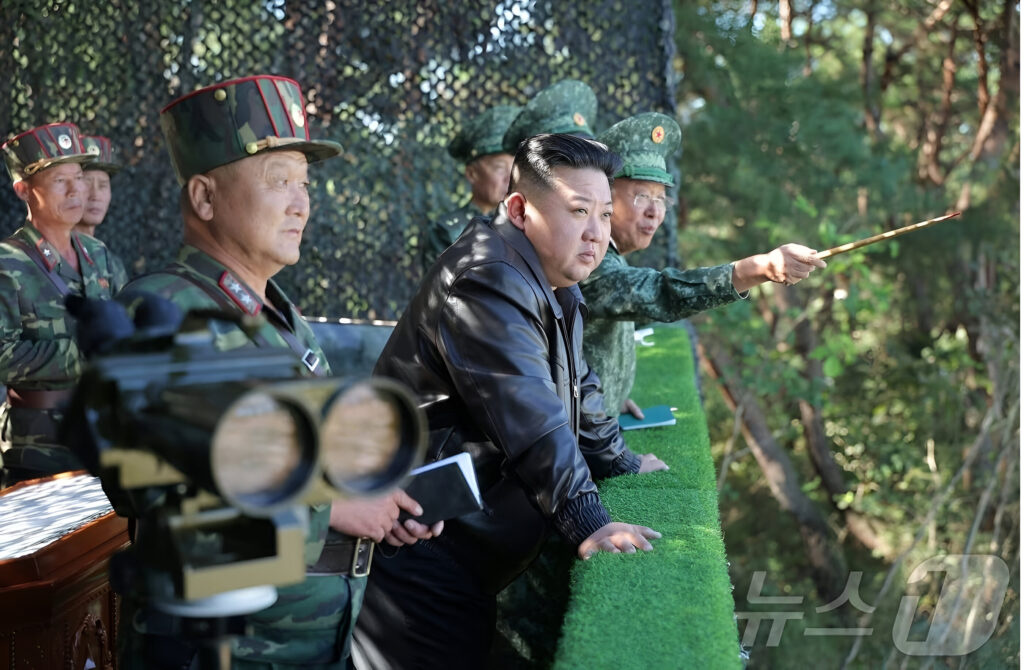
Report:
618,404,677,431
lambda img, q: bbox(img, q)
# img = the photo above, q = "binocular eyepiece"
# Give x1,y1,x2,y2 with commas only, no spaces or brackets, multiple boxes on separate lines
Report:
62,297,428,604
63,302,427,515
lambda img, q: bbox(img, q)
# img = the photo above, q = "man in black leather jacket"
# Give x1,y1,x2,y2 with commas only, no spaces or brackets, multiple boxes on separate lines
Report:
352,134,662,669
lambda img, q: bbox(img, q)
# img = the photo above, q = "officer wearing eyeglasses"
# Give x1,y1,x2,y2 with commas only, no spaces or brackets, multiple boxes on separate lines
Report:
580,112,825,419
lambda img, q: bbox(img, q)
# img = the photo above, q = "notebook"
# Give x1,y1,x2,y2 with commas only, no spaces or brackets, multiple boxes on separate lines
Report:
398,452,483,525
618,404,677,431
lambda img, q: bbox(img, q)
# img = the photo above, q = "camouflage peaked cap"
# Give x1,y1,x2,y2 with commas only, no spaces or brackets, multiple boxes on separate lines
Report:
597,112,681,187
447,105,521,164
501,80,597,154
81,135,122,175
2,122,95,183
160,75,342,185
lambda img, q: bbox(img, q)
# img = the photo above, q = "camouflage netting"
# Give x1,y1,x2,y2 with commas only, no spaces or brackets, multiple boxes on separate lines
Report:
0,0,678,320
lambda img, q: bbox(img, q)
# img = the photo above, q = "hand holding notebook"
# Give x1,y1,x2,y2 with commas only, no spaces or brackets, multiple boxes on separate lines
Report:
397,452,483,526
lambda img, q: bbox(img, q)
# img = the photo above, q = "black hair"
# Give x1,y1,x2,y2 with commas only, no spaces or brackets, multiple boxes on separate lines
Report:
507,133,622,195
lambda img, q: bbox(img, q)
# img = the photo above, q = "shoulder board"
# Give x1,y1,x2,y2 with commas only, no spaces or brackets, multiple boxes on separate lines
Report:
217,271,263,315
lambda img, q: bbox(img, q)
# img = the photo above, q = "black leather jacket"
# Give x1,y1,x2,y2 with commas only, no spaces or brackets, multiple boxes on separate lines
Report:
376,211,639,593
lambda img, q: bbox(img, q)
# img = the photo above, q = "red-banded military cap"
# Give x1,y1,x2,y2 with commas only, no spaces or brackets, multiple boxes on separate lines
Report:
81,135,122,175
159,75,342,185
2,122,95,183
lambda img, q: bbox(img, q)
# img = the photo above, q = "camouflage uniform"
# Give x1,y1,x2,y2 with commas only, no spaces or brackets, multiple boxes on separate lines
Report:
0,122,127,483
581,112,744,416
581,246,741,415
422,200,485,268
119,75,360,670
78,134,131,275
122,246,362,668
423,104,519,270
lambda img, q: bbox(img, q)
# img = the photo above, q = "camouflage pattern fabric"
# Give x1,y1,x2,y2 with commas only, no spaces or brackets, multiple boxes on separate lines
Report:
501,79,598,153
422,201,483,272
447,104,520,164
2,122,95,182
597,111,681,187
580,245,743,416
160,75,341,185
80,134,122,174
120,245,362,668
232,574,367,669
0,222,127,480
121,245,328,364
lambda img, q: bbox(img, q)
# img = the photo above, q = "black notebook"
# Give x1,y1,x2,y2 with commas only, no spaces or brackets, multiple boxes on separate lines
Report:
398,452,483,526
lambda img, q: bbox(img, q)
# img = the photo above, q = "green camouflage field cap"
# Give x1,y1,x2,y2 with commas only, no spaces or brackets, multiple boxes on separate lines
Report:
160,75,342,185
81,135,122,175
597,112,681,187
2,122,96,183
447,105,521,164
502,79,597,154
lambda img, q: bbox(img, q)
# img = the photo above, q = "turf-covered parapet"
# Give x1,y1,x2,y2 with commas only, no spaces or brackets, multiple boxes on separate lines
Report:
554,324,741,669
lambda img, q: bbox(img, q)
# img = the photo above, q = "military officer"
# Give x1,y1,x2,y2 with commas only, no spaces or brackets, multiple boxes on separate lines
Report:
74,134,119,237
421,104,519,269
581,112,826,417
118,75,440,669
501,78,598,154
0,122,129,486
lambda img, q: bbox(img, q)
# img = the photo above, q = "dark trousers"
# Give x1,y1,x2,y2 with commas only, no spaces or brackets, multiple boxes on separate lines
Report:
352,539,496,670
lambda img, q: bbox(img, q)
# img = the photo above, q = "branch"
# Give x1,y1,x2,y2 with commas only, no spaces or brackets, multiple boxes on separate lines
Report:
839,404,1007,668
880,0,956,93
860,1,881,138
700,338,849,602
955,0,1018,210
717,401,747,490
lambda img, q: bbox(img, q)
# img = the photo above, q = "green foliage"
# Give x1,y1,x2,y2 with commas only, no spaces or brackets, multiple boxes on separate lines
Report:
674,0,1019,666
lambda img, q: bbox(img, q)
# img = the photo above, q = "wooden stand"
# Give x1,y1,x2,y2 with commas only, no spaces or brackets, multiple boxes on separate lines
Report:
0,472,129,670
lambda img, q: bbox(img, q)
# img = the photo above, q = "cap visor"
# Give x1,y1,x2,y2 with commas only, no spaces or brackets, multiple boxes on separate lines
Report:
83,161,123,175
264,139,342,164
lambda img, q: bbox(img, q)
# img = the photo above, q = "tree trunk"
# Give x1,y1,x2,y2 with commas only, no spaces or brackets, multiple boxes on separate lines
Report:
860,1,880,138
699,338,848,602
775,286,891,555
779,0,792,42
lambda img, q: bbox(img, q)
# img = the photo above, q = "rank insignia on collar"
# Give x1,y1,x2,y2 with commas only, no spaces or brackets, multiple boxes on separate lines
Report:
74,234,95,266
98,278,109,290
35,238,59,270
218,271,262,315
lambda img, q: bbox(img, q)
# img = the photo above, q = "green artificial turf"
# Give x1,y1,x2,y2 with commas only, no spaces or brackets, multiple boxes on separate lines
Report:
553,325,742,669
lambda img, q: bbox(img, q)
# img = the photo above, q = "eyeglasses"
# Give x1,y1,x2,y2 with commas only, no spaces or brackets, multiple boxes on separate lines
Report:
633,193,675,211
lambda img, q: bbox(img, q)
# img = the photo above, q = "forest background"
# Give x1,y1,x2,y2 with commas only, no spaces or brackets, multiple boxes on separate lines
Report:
0,0,1018,667
677,1,1018,667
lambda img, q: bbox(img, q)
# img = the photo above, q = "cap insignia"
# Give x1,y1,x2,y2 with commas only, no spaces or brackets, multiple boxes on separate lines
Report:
291,103,305,129
573,112,586,127
57,134,72,150
652,126,665,143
